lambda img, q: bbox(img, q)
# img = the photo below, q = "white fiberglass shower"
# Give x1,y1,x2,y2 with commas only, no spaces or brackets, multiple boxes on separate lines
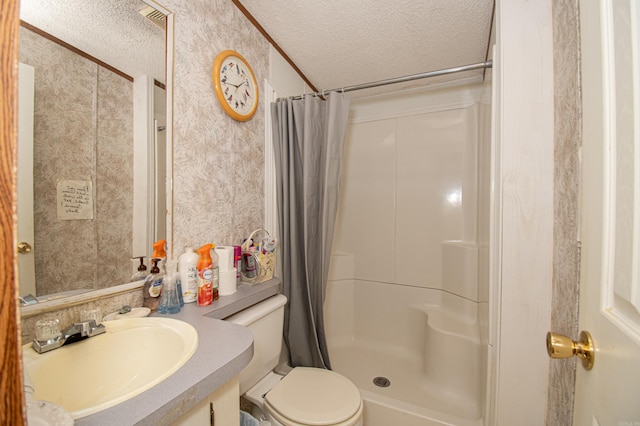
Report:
325,80,491,426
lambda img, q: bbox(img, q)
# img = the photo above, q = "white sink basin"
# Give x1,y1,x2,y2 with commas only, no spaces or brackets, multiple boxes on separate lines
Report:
23,317,198,419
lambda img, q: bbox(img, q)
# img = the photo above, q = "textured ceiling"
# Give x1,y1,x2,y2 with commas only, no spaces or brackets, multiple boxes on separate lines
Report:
19,1,494,96
20,0,166,84
239,0,494,95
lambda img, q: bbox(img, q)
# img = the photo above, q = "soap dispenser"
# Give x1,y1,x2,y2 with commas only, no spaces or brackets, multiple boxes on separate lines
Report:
152,239,167,269
131,256,148,281
158,261,181,314
142,258,163,312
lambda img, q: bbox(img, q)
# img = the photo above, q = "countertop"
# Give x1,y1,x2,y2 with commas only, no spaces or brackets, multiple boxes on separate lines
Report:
76,278,281,426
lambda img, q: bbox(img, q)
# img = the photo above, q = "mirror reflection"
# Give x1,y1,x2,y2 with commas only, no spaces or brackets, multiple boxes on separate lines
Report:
17,0,169,303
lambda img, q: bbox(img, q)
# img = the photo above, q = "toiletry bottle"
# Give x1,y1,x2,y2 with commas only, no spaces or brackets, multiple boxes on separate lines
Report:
131,256,148,281
152,239,167,260
197,244,214,306
179,246,199,303
243,248,257,280
142,258,163,312
211,244,220,301
176,275,184,307
233,246,242,285
152,239,167,272
158,261,181,314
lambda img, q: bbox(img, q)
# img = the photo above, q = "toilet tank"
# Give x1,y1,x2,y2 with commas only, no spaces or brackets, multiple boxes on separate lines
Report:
225,294,287,394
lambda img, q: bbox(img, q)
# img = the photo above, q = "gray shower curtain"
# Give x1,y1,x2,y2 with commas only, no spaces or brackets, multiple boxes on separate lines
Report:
271,92,351,369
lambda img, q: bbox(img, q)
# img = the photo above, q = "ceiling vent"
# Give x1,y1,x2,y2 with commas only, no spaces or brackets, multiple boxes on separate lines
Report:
139,5,166,30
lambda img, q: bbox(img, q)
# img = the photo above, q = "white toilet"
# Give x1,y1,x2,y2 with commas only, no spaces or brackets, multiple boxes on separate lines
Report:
227,294,364,426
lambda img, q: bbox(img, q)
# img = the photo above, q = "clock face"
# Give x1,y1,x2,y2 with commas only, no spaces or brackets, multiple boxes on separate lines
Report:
213,51,258,121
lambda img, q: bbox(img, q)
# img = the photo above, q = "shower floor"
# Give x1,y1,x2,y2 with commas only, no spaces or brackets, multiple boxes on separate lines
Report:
330,340,482,425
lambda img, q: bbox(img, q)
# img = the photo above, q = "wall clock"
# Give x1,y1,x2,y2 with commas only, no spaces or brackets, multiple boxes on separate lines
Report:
212,50,259,121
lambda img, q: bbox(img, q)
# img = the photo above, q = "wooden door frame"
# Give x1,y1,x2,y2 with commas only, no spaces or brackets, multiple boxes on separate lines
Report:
0,0,26,423
489,0,555,423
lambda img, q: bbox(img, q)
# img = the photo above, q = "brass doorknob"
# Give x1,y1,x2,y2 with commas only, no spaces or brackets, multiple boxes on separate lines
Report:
17,242,32,254
546,330,594,370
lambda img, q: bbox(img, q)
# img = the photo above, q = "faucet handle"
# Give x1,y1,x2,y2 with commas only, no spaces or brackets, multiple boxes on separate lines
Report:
35,319,61,342
78,309,105,337
33,319,64,354
77,320,94,337
75,320,106,337
80,308,102,325
32,318,106,354
89,323,106,337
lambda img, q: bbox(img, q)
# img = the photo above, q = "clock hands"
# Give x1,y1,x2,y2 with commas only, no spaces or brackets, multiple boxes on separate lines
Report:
221,75,248,91
219,61,253,112
214,51,258,120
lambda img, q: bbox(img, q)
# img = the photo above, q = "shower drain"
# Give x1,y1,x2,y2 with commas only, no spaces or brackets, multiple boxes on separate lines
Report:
373,376,391,387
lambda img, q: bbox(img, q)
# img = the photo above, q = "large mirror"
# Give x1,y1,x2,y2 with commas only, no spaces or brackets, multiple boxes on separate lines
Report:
17,0,173,305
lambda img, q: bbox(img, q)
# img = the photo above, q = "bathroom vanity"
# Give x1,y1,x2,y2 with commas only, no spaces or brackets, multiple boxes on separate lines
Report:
68,279,281,426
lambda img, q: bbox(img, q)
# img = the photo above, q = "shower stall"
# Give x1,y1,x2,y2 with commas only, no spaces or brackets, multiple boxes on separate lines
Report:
325,80,492,426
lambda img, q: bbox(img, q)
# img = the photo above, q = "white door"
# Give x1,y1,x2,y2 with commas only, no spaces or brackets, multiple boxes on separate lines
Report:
574,0,640,424
17,63,36,297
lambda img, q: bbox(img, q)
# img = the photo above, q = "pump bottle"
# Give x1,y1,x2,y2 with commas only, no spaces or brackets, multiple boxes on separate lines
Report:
141,240,168,312
158,261,181,314
142,258,164,312
152,239,167,271
131,256,148,281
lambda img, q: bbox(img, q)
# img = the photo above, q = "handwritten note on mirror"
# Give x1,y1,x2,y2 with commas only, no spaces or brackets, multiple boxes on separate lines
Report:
57,180,94,220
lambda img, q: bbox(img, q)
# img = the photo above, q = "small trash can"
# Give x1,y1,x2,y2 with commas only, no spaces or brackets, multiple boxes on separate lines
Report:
240,410,260,426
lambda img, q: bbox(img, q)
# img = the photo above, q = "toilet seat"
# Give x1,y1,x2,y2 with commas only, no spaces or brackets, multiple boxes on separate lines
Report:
264,367,363,426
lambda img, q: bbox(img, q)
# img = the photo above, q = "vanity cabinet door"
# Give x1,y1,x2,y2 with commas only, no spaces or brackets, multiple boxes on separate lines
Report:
172,376,240,426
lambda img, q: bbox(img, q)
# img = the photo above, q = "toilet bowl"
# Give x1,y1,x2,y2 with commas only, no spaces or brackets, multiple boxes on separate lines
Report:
244,369,363,426
226,294,363,426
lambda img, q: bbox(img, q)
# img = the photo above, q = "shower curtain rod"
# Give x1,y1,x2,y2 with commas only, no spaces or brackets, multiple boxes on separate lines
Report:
287,60,493,100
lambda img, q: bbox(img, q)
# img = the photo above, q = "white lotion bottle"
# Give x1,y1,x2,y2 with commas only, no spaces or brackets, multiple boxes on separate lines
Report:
179,246,199,303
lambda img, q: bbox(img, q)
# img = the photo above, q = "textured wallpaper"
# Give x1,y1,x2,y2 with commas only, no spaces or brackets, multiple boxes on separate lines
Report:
19,27,133,296
95,68,134,289
547,0,581,424
19,0,271,325
163,0,269,257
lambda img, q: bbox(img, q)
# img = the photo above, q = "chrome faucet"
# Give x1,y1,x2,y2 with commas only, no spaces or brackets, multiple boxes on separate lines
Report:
19,294,39,306
32,320,106,354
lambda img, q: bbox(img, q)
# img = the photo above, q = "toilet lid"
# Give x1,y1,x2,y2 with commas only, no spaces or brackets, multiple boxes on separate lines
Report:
265,367,361,425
